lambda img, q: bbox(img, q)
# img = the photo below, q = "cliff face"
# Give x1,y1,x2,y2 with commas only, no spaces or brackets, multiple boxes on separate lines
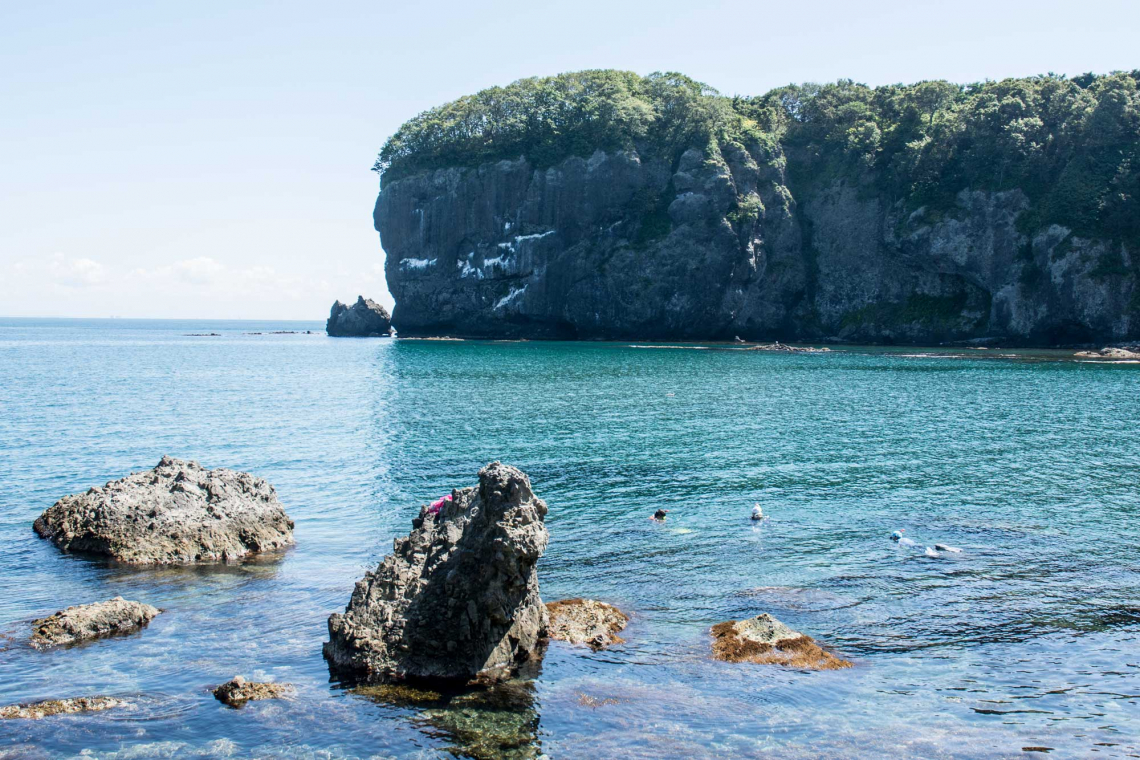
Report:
377,145,1138,344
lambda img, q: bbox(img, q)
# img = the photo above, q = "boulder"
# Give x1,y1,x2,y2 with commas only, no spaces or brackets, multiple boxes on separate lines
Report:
710,613,852,670
327,296,392,337
33,456,294,565
1,696,125,720
31,597,160,649
545,598,628,650
324,462,548,683
212,676,293,707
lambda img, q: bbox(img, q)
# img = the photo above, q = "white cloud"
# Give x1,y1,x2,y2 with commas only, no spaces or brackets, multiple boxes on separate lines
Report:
48,254,107,288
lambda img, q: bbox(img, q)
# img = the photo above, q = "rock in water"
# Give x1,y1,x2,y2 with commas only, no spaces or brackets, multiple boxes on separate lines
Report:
33,456,295,565
710,613,852,670
326,296,392,337
31,597,160,649
212,676,293,707
325,462,549,683
0,696,126,720
545,599,628,650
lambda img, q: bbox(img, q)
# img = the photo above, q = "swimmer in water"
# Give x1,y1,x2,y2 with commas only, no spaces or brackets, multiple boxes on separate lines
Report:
890,529,905,542
751,503,764,521
652,509,668,521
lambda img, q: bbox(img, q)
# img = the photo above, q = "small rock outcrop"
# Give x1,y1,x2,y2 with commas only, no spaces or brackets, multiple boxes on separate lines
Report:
1074,346,1140,359
31,597,160,649
710,613,852,670
33,456,295,565
0,696,126,720
212,676,293,707
325,462,549,683
326,296,392,337
545,599,628,650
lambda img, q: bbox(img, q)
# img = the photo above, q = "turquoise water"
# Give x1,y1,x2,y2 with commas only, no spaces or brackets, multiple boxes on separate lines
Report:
1,318,1138,759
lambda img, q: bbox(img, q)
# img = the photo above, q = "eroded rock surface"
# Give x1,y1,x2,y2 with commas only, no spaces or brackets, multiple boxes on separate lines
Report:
1075,346,1140,359
545,598,628,650
325,462,548,683
710,613,852,670
212,676,293,707
0,696,126,720
31,597,160,649
33,456,294,565
327,296,392,337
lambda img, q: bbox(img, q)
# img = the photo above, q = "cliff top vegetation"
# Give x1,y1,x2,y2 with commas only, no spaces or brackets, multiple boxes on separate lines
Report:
376,69,1140,245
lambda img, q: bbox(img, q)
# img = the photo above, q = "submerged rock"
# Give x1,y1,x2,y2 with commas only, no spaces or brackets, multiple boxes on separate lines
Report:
326,296,392,337
0,696,126,720
545,598,628,650
710,613,852,670
31,597,160,649
325,462,549,683
33,456,294,565
212,676,293,707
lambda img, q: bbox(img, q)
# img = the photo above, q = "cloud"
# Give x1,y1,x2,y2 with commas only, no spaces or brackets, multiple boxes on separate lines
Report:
129,256,310,299
48,254,107,288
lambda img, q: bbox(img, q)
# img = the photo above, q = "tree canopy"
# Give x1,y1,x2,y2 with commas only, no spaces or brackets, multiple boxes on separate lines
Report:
376,69,1140,245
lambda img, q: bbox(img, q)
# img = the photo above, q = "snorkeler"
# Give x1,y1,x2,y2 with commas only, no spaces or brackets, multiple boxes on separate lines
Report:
652,509,668,521
751,503,764,520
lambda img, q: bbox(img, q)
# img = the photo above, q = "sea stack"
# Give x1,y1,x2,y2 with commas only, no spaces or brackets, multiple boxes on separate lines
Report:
33,457,294,565
324,462,549,683
326,296,392,337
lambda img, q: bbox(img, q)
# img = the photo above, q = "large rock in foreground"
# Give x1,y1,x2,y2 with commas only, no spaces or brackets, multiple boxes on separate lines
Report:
34,457,295,565
325,462,549,683
545,598,628,650
711,613,852,670
31,597,160,649
327,296,392,337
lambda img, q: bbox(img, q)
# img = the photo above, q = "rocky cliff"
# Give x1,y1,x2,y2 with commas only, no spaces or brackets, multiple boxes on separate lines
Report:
375,71,1140,345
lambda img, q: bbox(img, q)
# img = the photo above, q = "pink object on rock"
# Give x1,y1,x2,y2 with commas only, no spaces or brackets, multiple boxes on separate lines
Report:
428,494,452,514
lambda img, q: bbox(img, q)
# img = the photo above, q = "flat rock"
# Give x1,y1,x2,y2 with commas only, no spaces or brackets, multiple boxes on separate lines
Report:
710,613,852,670
545,598,628,650
1075,347,1140,359
33,456,294,565
212,676,293,707
31,597,160,649
327,296,392,337
0,696,126,720
325,462,548,683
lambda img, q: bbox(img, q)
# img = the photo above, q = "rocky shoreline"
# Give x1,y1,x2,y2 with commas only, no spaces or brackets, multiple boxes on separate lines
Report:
9,458,851,723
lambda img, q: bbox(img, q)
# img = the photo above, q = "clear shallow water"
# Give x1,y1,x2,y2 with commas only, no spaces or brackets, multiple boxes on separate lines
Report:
1,318,1138,759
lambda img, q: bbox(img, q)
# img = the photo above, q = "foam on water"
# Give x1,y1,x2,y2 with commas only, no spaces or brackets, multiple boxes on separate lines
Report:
1,319,1138,758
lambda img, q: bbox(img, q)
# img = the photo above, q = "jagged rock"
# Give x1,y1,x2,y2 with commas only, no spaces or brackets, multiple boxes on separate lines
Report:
545,599,628,650
1075,346,1140,359
325,462,549,683
31,597,160,649
212,676,293,707
710,613,852,670
326,296,392,337
0,696,126,720
33,456,294,565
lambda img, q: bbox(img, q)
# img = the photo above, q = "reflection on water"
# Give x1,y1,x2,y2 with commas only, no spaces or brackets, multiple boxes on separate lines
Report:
1,319,1139,758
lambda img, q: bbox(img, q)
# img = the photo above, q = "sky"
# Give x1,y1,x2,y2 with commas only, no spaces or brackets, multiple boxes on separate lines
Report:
2,0,1138,320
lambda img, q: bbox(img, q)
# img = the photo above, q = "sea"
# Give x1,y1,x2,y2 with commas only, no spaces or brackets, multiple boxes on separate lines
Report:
0,318,1138,759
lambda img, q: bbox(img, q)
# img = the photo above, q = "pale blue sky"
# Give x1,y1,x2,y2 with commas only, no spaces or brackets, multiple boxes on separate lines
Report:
2,0,1137,319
